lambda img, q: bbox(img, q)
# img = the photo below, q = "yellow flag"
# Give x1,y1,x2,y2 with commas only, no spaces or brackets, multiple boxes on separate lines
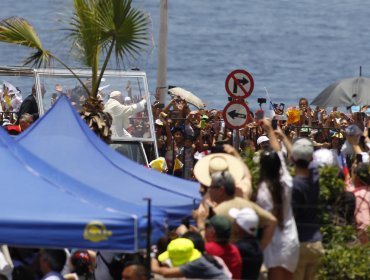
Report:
149,157,167,173
173,158,184,171
5,94,11,106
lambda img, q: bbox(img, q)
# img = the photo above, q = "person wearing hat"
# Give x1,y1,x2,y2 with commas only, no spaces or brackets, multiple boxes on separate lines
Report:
229,207,264,280
151,238,229,279
193,150,277,247
253,135,271,164
204,215,242,279
103,90,146,137
63,250,95,280
291,137,324,280
155,123,168,158
256,135,270,150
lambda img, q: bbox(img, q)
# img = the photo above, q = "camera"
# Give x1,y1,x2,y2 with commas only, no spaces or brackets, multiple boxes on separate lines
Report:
257,98,267,104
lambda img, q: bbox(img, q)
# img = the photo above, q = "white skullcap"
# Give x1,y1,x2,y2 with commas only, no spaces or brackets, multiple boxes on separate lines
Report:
110,91,122,99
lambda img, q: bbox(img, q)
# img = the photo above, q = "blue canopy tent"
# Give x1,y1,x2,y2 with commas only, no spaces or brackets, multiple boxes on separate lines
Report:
16,96,201,225
0,128,160,251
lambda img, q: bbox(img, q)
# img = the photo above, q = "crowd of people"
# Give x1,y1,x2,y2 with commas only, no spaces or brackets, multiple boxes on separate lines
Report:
0,84,369,279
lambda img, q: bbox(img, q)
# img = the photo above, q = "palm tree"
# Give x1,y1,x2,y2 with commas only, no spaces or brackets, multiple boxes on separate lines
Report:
0,0,150,142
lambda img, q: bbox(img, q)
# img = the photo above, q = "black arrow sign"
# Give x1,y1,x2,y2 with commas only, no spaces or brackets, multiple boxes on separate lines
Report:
233,77,249,93
228,110,246,120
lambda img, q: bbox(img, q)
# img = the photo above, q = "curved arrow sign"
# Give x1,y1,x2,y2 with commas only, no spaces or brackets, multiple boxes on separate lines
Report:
225,69,254,99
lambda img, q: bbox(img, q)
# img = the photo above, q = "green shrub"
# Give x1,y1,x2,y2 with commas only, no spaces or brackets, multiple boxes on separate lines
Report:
317,240,370,280
317,167,369,279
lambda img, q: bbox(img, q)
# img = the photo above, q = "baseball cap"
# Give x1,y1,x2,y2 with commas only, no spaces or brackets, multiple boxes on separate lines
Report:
206,215,231,241
345,124,363,136
292,138,314,162
257,135,269,146
158,238,201,267
229,208,259,236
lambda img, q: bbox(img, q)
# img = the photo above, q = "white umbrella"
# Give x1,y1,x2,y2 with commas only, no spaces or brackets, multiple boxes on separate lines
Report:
168,87,206,109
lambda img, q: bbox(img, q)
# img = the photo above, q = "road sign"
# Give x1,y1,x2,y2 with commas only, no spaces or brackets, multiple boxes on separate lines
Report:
225,69,254,99
223,101,251,129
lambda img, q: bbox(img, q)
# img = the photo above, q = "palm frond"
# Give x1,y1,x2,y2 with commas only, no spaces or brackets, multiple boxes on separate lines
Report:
69,0,101,68
0,16,52,67
95,0,150,64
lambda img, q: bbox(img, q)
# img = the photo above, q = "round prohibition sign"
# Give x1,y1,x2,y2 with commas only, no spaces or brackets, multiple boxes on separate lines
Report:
225,69,254,99
222,101,251,129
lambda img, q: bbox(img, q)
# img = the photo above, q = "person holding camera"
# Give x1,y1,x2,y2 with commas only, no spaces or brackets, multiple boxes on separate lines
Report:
298,97,313,126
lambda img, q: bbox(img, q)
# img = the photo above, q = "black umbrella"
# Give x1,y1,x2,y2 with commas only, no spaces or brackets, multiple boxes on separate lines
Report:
311,76,370,107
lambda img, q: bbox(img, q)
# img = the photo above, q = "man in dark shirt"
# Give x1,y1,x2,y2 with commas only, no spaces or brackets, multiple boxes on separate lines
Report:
16,84,45,124
229,207,263,280
291,138,324,280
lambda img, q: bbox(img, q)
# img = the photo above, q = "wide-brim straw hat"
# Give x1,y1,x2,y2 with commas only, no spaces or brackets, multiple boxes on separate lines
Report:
193,153,245,187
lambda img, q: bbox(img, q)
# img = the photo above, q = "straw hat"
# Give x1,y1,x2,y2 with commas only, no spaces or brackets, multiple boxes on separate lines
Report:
193,153,245,187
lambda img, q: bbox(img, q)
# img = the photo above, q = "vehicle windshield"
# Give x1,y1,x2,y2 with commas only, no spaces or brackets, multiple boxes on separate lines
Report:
0,67,158,164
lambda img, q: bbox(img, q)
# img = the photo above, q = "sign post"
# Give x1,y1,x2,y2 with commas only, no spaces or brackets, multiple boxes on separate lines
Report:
224,69,254,150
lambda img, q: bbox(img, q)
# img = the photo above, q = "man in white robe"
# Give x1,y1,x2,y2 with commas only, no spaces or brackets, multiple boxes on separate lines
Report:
104,90,146,137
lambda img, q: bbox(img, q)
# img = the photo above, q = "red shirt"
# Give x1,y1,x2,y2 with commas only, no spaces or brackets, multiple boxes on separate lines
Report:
206,241,242,279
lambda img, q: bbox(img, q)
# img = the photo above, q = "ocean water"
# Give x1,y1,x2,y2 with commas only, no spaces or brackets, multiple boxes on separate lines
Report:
1,0,370,112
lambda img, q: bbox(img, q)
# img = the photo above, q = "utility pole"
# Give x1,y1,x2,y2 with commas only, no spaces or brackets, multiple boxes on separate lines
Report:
156,0,168,107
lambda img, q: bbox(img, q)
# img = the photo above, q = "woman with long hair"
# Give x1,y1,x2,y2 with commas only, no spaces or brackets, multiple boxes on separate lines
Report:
256,119,299,280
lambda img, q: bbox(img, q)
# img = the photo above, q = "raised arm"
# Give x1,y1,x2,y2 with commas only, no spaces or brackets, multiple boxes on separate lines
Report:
261,118,280,152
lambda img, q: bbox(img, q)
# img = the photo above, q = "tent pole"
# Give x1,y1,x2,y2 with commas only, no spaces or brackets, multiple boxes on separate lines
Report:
144,198,152,277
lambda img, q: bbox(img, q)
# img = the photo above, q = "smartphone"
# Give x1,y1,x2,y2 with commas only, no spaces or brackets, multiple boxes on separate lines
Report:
255,109,265,121
272,119,278,130
356,154,363,163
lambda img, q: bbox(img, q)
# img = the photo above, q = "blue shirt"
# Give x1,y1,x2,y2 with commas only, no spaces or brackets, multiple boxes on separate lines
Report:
292,163,322,242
